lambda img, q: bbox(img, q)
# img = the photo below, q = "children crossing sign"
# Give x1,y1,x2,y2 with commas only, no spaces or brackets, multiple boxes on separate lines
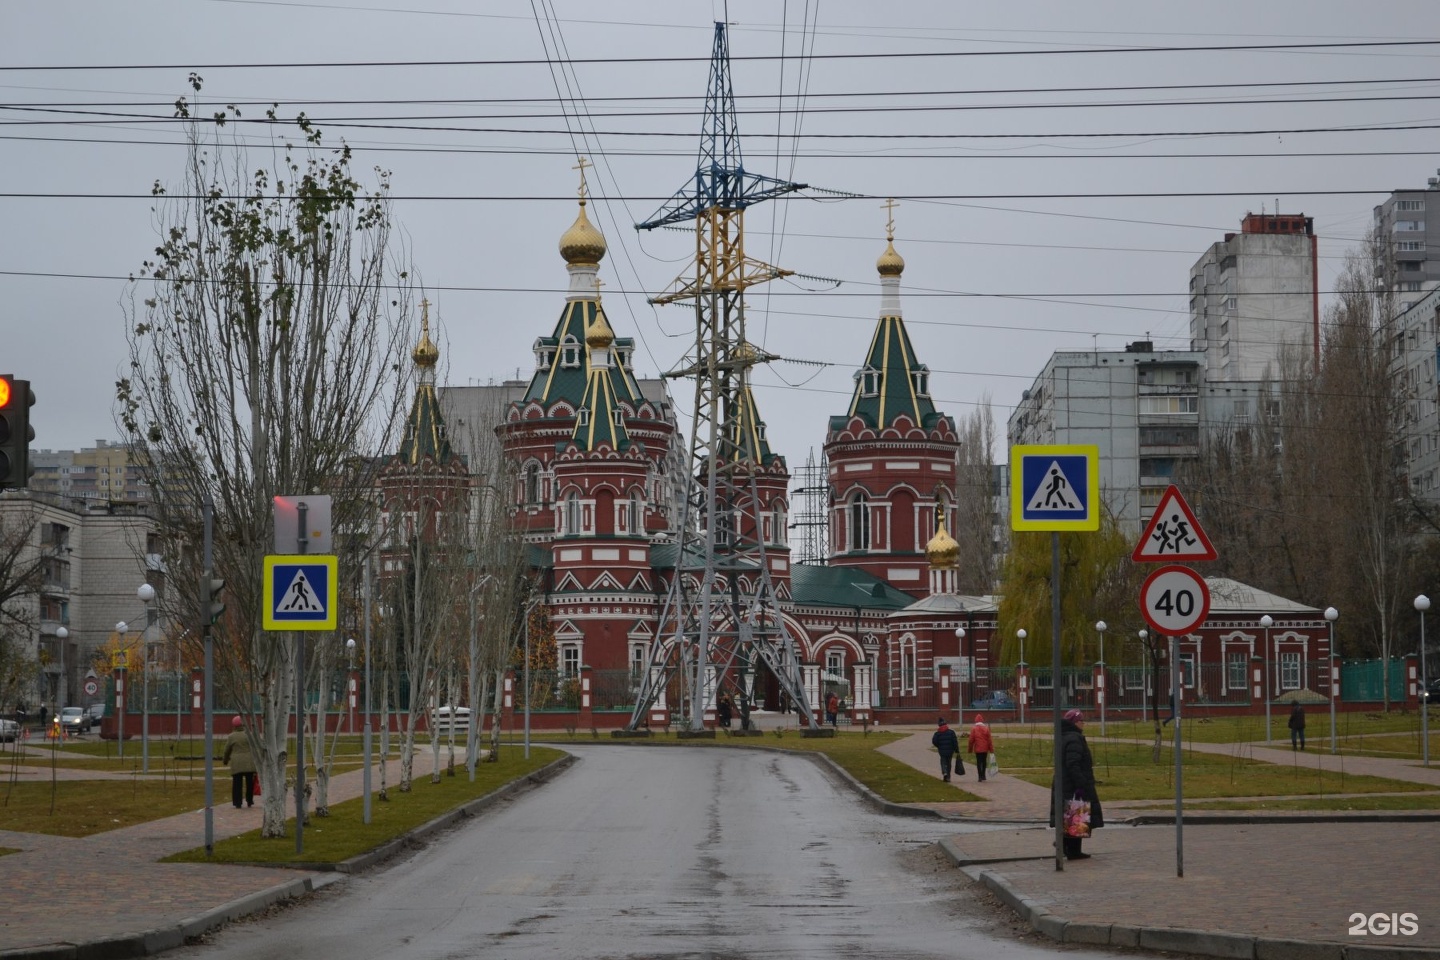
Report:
1010,444,1100,531
263,555,338,631
1132,485,1217,562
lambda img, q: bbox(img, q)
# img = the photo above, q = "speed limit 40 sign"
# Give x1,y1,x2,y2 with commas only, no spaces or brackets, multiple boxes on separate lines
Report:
1139,564,1211,636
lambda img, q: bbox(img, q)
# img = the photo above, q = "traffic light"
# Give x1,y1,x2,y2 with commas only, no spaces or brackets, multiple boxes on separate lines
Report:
202,569,227,625
0,375,35,490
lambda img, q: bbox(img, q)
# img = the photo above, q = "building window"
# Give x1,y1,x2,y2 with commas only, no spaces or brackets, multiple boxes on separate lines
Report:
901,638,917,695
772,502,786,545
1140,396,1198,415
1397,200,1425,211
1395,220,1425,232
565,492,581,535
827,650,844,677
560,645,580,678
1227,652,1247,690
1398,240,1425,251
576,409,590,427
911,368,930,397
524,463,541,504
628,493,642,535
630,644,646,684
1179,653,1196,689
1279,652,1302,691
850,492,871,551
858,367,881,397
560,336,581,368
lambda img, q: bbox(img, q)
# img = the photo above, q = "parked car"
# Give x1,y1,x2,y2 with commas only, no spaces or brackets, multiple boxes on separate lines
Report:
59,706,90,736
1423,678,1440,706
86,702,106,726
0,718,17,742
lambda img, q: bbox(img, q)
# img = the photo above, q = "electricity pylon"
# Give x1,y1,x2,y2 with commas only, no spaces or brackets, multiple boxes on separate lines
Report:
626,22,816,732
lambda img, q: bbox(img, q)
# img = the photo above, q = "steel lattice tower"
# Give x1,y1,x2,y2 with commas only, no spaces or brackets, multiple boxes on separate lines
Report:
626,22,815,732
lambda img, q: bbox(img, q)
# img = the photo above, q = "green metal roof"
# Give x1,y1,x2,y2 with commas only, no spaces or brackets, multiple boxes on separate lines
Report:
789,563,917,610
840,315,939,431
397,382,455,465
523,300,643,409
721,382,781,466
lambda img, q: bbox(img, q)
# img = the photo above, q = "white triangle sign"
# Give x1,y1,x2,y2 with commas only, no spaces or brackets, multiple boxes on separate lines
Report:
1024,460,1083,512
276,568,326,614
1132,485,1218,562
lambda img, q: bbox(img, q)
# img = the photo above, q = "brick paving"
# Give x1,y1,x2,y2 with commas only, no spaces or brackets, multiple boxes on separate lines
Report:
882,722,1440,954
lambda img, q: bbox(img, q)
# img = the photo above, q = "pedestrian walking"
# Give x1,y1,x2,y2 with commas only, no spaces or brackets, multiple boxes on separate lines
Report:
1057,708,1103,860
931,717,963,781
223,715,257,809
825,692,839,727
1288,701,1306,750
738,693,752,731
717,692,733,729
967,713,994,782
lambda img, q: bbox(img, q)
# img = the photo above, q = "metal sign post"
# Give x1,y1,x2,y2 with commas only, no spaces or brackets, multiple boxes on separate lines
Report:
1171,632,1184,879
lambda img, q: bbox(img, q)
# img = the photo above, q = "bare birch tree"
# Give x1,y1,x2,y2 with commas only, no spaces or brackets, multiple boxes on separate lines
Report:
118,78,412,837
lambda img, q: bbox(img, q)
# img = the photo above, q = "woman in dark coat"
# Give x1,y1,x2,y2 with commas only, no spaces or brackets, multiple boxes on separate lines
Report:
1059,708,1103,859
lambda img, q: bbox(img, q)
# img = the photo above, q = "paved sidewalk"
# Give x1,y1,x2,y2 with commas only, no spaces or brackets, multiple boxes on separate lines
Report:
879,724,1440,958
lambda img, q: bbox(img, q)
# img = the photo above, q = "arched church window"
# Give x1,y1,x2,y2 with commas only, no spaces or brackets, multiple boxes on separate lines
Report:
901,638,917,695
850,492,871,551
857,367,881,398
524,463,541,504
565,492,581,535
534,338,553,371
628,493,643,535
912,366,930,397
576,409,590,427
771,502,786,545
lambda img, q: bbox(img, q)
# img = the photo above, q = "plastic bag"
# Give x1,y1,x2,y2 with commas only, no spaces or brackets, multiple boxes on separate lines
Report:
1064,794,1091,838
987,755,999,776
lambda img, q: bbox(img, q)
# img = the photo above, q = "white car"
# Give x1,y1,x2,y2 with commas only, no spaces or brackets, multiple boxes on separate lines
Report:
0,718,18,742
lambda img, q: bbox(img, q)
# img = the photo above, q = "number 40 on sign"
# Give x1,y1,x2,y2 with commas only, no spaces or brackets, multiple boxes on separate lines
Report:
1139,564,1211,636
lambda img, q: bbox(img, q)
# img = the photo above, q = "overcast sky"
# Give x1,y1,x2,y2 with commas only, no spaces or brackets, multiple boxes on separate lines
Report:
4,0,1438,471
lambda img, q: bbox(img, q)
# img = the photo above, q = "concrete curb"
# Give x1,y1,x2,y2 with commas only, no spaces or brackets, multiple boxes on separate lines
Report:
0,755,578,960
944,848,1440,960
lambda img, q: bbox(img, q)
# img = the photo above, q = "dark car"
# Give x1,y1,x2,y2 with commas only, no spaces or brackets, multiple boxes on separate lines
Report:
1423,678,1440,706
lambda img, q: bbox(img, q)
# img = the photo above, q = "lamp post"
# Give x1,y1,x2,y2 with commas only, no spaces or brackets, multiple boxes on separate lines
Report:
1415,596,1430,767
115,621,129,758
1096,620,1108,736
137,583,156,773
1016,628,1027,724
955,627,967,725
1139,629,1149,723
345,639,357,736
1324,607,1340,756
1260,615,1274,743
54,626,68,724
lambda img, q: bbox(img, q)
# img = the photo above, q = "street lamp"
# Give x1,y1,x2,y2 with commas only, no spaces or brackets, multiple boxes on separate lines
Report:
1016,628,1028,724
955,626,967,726
1415,596,1429,767
345,638,357,736
137,583,156,774
116,620,129,758
1260,615,1274,743
1095,620,1108,736
54,626,68,722
1325,607,1340,757
1139,629,1149,724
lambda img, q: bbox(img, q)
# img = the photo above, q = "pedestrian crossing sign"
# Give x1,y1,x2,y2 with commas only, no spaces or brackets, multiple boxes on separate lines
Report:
263,554,338,631
1010,445,1100,531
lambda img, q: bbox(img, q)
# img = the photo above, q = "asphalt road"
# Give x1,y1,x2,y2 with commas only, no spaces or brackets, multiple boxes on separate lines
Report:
170,745,1119,960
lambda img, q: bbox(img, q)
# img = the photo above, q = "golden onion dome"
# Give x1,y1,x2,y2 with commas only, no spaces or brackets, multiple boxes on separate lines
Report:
926,520,959,569
876,239,905,277
413,299,439,368
559,200,607,265
585,309,615,349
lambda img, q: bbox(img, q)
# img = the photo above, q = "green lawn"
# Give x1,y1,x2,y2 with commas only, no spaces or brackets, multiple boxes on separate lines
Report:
164,748,565,865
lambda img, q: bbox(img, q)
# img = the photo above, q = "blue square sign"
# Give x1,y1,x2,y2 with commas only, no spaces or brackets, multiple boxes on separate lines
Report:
263,555,337,631
1010,445,1100,531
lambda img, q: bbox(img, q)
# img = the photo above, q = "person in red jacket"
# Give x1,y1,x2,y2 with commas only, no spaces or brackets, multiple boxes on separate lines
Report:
968,714,994,782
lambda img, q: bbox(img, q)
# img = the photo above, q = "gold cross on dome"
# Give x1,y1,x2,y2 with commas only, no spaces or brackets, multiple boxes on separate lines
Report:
591,276,605,299
573,156,591,202
881,198,898,241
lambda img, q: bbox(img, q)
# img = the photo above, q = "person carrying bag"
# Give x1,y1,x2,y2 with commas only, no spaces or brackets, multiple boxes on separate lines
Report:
967,714,994,782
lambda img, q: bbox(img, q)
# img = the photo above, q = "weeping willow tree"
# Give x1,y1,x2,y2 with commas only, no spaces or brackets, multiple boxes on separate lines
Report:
995,502,1141,666
118,76,413,838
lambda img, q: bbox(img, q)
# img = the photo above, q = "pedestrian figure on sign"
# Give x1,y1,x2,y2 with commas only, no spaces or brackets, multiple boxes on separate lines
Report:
1043,468,1073,508
1288,701,1306,750
932,717,963,781
282,577,315,611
